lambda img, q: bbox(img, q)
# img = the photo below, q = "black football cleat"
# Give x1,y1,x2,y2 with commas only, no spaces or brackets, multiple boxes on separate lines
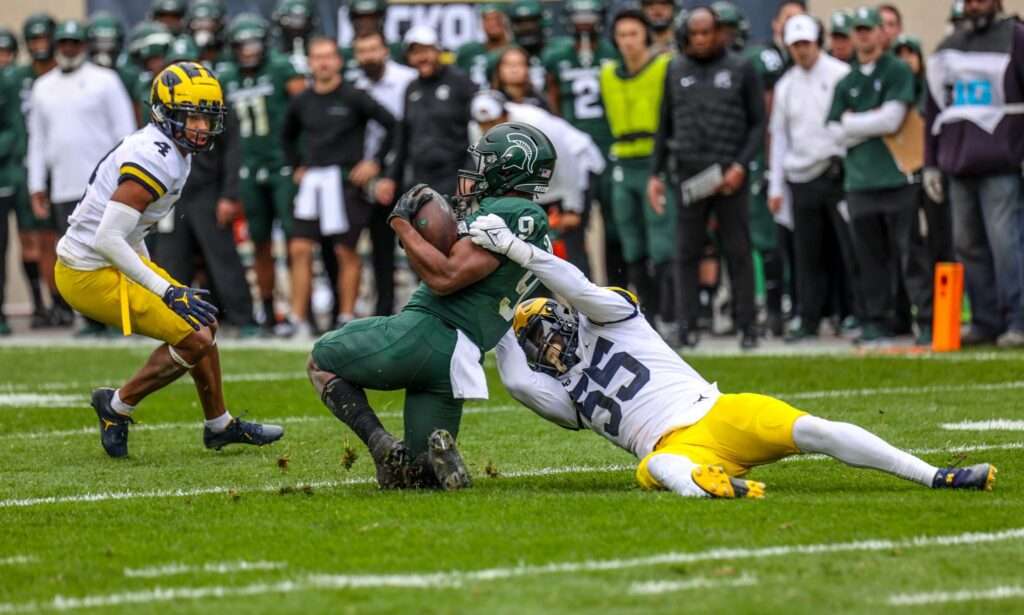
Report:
203,417,284,450
367,431,410,490
932,464,997,491
427,429,472,491
91,388,133,458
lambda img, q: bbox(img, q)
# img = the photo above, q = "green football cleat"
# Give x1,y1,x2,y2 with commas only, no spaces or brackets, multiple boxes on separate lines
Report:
691,465,765,499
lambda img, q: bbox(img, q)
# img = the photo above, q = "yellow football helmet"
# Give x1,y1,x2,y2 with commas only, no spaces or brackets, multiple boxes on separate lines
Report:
150,61,225,152
513,298,579,376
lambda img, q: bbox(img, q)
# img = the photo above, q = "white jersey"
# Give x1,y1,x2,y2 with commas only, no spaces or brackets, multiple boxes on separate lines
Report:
495,249,721,459
57,124,191,270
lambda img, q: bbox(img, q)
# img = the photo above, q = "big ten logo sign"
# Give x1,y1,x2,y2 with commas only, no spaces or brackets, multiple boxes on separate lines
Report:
337,3,482,50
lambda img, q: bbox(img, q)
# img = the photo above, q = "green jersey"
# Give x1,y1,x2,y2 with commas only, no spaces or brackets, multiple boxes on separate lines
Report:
219,52,301,171
744,44,787,91
404,196,551,351
455,40,502,89
541,37,618,154
0,69,25,191
827,53,916,192
132,70,155,123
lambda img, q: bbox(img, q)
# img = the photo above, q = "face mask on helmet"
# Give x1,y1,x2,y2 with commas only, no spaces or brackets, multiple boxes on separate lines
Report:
234,39,264,68
518,307,580,377
154,106,225,152
456,146,494,203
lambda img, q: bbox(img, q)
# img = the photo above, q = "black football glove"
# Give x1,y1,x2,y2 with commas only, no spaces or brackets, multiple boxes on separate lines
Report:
387,183,434,225
163,286,219,330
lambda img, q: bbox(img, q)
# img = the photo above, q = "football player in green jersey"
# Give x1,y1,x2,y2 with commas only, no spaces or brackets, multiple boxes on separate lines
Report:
714,0,789,337
219,13,307,334
307,122,554,491
127,21,173,125
273,0,318,75
0,29,16,69
455,3,512,89
186,0,231,72
7,13,63,328
542,0,626,286
506,0,550,95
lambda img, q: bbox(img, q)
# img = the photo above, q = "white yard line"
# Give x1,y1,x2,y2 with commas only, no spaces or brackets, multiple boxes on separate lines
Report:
941,420,1024,431
0,372,308,396
1,439,1021,509
887,585,1024,606
0,406,521,441
0,528,1021,612
124,561,287,579
0,555,36,566
628,573,759,595
775,380,1024,400
0,394,86,408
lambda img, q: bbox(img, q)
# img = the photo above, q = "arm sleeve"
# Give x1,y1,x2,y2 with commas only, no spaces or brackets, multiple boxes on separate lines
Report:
280,96,302,170
495,330,579,429
521,243,638,324
93,201,172,297
651,67,673,176
840,100,908,138
767,78,788,198
26,86,46,194
734,61,766,166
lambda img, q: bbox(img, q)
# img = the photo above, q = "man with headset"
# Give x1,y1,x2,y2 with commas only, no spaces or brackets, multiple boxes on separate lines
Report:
648,6,765,350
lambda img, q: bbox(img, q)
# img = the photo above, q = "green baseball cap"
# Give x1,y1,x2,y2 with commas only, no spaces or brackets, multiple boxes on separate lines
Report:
892,34,922,55
830,9,853,36
850,6,880,29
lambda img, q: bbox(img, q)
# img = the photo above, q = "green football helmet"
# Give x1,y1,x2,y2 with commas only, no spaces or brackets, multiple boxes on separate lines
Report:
166,34,200,63
228,13,270,69
128,21,173,65
711,1,750,49
150,0,188,19
350,0,388,18
0,28,18,54
458,122,557,204
23,13,56,61
187,0,228,50
274,0,318,42
87,11,125,68
565,0,605,34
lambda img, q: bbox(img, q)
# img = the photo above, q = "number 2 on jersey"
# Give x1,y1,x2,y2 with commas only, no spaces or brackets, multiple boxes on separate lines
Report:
571,76,603,121
569,337,650,437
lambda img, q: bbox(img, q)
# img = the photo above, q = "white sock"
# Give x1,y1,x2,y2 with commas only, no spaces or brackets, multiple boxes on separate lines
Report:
111,390,136,417
204,411,234,433
792,415,937,486
647,454,712,498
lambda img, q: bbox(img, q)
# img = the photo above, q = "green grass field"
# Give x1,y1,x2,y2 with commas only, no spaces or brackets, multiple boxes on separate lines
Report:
1,344,1022,614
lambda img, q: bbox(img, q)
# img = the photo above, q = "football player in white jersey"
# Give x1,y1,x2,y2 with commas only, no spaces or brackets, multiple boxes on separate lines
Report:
468,213,997,498
54,61,283,458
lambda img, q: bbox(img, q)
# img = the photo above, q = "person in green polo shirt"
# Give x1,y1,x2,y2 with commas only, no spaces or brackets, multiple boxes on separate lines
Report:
600,7,674,325
826,6,931,345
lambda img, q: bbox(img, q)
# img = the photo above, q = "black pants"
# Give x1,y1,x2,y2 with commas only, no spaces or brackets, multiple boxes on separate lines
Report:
790,172,852,329
153,187,255,327
676,186,756,329
847,185,932,329
369,201,396,315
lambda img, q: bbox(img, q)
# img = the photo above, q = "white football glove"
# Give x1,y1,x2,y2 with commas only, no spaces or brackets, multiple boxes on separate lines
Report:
468,213,534,265
923,167,945,204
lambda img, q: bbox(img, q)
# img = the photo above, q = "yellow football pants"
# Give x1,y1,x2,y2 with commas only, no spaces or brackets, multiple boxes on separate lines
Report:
636,393,808,489
55,258,194,346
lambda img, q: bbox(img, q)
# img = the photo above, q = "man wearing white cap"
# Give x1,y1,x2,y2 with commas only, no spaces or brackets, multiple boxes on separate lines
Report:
769,14,858,343
470,90,605,273
381,25,475,202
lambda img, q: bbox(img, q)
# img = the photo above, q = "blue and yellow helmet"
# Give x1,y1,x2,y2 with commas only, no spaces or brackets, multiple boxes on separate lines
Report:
150,61,226,152
513,298,579,376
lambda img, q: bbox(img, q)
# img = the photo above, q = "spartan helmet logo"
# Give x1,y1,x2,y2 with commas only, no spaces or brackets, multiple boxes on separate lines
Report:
501,132,539,174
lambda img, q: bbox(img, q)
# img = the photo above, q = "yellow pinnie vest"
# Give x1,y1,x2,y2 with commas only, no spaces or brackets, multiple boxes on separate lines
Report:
600,53,670,160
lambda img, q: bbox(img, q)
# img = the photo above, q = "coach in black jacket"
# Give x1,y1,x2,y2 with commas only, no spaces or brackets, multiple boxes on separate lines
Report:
381,26,474,200
649,7,765,350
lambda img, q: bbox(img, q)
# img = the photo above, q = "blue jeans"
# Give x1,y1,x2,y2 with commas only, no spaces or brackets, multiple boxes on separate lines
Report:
949,174,1024,334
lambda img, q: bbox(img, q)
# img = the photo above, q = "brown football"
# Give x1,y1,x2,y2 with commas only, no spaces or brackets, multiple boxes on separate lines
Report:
411,189,459,255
